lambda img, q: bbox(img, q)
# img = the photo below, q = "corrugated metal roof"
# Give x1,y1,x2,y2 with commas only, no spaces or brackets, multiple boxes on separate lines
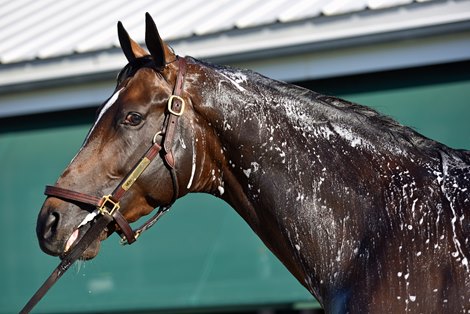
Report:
0,0,449,64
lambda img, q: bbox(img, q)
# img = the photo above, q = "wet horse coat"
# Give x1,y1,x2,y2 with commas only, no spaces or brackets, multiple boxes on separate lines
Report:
191,59,470,312
37,15,470,313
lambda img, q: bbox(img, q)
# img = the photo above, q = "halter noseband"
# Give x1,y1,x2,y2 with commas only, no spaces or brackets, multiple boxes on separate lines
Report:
44,56,187,245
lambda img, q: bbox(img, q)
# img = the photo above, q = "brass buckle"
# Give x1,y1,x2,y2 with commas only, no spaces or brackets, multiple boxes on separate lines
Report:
167,95,185,116
120,230,141,246
98,195,120,216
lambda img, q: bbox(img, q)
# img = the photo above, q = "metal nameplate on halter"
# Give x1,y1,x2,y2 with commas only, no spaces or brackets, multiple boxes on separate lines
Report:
122,157,151,191
167,95,185,116
98,195,120,216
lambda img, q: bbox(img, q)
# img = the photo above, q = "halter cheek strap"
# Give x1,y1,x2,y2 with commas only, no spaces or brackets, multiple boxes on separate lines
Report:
163,56,186,168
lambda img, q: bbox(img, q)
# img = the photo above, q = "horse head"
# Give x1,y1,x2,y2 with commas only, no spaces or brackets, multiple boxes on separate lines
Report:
36,14,208,259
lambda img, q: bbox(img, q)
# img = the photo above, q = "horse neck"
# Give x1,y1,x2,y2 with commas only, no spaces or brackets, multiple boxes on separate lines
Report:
187,60,470,309
189,63,278,216
190,63,347,295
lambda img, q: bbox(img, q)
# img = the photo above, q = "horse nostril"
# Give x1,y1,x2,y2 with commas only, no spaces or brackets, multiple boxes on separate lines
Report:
43,212,60,240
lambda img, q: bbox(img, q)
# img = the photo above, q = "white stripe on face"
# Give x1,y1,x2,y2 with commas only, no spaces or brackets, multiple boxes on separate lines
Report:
84,88,122,144
68,89,122,165
96,89,122,129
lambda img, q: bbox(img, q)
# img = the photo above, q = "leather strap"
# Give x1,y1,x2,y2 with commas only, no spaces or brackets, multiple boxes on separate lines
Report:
44,185,136,244
44,186,101,206
163,57,187,168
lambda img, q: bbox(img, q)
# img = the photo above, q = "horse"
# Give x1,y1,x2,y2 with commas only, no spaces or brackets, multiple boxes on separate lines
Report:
36,13,470,313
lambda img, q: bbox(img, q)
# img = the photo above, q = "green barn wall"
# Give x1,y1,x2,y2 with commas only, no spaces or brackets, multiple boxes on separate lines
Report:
1,61,469,313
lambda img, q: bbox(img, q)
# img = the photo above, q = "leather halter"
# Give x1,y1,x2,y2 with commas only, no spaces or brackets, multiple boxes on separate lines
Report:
20,57,186,314
45,55,187,245
20,56,188,314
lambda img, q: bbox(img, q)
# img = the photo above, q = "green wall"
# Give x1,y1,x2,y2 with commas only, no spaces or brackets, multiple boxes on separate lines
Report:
1,61,469,313
0,118,313,313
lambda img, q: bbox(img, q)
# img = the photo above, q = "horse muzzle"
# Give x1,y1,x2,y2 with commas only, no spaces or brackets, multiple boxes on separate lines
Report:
36,198,105,260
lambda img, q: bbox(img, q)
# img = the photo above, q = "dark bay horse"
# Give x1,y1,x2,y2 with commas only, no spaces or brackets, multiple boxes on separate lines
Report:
36,14,470,313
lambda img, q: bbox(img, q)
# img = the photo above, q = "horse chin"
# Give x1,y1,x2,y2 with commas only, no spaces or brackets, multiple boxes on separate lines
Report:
78,239,101,260
58,236,102,260
59,225,109,261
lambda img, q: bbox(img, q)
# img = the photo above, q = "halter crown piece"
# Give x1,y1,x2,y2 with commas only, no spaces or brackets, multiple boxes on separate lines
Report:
19,56,188,314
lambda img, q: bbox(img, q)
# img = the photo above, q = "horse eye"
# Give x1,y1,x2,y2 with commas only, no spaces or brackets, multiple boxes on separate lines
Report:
123,112,143,126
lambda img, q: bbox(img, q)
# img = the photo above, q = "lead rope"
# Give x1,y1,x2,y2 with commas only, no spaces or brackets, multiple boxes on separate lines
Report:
19,214,113,314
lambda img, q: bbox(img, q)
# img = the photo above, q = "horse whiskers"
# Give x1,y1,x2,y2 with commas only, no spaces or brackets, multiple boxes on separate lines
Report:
74,259,86,274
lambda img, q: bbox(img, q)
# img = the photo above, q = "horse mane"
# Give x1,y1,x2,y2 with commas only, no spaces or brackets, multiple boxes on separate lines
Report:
194,57,467,161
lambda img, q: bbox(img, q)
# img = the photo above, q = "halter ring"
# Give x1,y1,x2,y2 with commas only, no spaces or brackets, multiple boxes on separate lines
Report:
153,131,163,144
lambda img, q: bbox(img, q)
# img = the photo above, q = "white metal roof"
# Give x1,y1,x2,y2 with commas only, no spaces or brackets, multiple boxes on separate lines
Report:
0,0,469,117
0,0,465,64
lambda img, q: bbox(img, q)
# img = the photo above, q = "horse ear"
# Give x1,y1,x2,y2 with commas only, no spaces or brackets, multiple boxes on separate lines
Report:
145,12,174,69
117,21,148,62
